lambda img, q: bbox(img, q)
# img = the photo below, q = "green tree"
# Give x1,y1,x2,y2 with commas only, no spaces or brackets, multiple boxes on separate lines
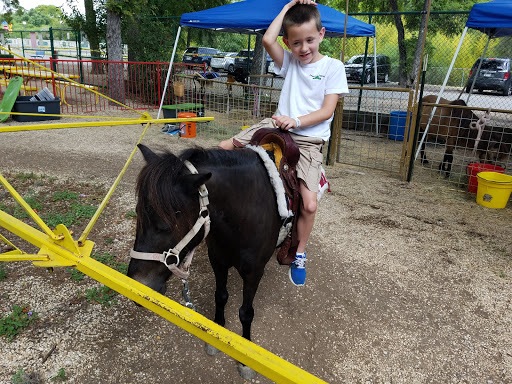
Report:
106,0,124,103
9,5,66,31
0,0,19,23
328,0,480,87
64,0,105,71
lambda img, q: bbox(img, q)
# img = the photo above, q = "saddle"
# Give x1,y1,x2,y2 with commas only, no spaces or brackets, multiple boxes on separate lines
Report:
249,128,301,265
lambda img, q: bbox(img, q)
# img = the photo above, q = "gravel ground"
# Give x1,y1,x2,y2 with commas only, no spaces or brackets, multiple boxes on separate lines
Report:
0,111,511,383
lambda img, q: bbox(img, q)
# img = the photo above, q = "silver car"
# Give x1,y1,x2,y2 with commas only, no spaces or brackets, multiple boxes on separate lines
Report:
210,52,237,73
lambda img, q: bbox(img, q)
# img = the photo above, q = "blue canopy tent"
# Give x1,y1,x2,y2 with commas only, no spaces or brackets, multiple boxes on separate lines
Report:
158,0,376,118
416,0,512,160
179,0,375,37
465,0,512,39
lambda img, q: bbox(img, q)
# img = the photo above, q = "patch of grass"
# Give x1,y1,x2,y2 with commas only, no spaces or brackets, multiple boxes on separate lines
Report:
52,190,79,202
23,192,42,211
11,191,42,220
0,203,6,211
0,263,6,280
67,268,85,282
74,252,128,306
71,203,97,219
125,210,137,219
43,203,97,228
12,368,30,384
50,368,68,382
92,252,128,275
14,172,38,182
12,206,30,220
85,286,118,306
0,305,38,342
67,252,128,282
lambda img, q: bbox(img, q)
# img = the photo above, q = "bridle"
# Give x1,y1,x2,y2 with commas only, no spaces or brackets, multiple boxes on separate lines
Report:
130,160,211,281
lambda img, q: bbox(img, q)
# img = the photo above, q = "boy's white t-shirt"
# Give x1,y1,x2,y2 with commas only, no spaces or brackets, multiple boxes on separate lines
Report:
274,49,349,141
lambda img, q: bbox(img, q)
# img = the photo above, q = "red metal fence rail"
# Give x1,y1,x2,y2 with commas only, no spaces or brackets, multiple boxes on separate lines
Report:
0,58,206,115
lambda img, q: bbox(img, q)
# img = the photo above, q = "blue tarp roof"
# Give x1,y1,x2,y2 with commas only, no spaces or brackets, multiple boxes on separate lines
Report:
466,0,512,38
180,0,375,38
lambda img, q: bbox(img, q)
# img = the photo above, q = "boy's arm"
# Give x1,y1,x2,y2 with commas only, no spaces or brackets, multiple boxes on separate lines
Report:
263,0,316,68
272,93,339,131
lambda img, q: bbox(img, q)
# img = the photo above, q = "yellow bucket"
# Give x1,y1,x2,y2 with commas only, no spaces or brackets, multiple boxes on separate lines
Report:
476,172,512,209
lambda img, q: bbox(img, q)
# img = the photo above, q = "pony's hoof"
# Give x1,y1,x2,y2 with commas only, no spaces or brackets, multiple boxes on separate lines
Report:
237,363,257,380
205,343,220,356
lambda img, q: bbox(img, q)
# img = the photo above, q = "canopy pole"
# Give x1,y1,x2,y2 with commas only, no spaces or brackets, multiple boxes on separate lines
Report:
415,26,467,160
465,35,491,104
157,26,182,119
373,37,379,135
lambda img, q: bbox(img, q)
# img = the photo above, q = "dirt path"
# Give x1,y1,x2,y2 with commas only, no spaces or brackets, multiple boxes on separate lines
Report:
1,114,511,383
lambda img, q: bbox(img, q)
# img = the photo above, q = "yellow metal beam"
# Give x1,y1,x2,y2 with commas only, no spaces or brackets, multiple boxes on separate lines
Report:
0,209,328,383
0,117,214,133
0,252,49,262
0,173,62,240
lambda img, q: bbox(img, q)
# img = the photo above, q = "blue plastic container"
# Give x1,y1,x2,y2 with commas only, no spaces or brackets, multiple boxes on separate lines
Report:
388,111,409,141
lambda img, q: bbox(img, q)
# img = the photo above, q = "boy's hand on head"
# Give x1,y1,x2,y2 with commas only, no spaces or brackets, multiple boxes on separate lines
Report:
291,0,317,6
286,0,317,9
272,115,298,131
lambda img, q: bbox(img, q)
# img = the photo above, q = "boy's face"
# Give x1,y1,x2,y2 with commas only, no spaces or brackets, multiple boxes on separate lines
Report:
283,19,325,65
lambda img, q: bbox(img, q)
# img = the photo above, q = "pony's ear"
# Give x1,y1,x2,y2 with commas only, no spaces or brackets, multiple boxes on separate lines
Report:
182,173,212,190
138,144,160,163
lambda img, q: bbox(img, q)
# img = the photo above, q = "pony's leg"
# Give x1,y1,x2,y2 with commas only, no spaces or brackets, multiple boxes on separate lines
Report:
236,269,265,380
205,262,229,356
239,272,264,341
439,152,453,178
439,139,455,178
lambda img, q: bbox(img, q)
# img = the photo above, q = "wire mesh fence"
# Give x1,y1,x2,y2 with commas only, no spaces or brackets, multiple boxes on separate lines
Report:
332,86,414,174
413,97,512,190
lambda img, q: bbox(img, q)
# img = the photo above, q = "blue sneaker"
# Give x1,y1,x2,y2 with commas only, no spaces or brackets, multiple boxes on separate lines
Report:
289,252,306,286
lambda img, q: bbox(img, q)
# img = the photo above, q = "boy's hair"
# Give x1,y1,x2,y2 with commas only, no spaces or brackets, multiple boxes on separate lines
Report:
282,4,322,38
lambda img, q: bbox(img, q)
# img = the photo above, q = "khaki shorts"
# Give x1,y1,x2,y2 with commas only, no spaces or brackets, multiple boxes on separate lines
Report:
232,118,324,192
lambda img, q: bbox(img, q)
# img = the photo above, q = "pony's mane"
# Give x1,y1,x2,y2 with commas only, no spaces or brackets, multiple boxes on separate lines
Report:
136,147,258,232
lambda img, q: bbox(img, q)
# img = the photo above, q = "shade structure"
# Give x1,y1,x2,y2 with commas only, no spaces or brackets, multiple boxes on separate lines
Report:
180,0,375,37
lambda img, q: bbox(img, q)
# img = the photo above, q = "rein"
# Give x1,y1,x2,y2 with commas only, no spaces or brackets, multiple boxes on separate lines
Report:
130,160,211,281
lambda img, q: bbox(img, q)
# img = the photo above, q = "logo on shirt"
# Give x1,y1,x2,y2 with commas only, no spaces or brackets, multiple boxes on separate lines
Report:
310,74,325,80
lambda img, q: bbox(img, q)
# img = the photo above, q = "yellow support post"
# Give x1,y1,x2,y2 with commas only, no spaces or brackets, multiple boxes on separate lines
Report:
0,173,62,240
78,121,150,244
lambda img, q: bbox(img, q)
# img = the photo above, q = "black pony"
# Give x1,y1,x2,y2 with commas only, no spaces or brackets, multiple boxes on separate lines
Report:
127,144,281,379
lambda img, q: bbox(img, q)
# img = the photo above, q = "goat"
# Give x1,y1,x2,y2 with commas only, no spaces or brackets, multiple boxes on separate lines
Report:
419,95,510,177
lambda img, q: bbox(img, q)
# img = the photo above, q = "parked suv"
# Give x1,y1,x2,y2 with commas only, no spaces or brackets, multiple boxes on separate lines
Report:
464,57,512,96
210,52,237,72
234,49,273,74
182,47,221,67
344,54,391,84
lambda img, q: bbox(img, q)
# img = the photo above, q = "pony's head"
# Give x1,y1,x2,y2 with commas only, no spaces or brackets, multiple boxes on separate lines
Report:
127,144,211,294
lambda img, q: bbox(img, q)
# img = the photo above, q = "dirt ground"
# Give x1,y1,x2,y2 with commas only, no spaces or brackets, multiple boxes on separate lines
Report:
0,111,511,383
